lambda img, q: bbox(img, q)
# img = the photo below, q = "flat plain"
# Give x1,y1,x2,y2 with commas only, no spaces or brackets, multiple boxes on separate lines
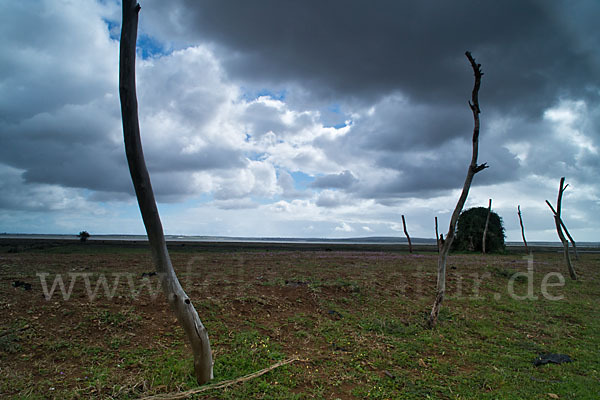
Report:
1,239,598,399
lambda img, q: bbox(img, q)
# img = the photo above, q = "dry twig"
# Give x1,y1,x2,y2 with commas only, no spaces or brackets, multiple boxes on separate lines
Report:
138,357,301,400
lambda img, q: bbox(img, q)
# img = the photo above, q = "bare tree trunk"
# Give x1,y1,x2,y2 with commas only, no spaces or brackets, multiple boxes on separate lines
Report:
435,216,440,253
550,199,578,260
428,52,488,328
517,205,529,254
482,198,492,254
119,0,213,384
561,221,579,260
402,215,412,253
545,177,577,280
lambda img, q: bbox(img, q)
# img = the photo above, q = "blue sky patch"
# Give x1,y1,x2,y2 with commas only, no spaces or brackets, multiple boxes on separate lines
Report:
241,88,287,102
136,33,168,59
290,171,314,190
328,103,342,114
103,18,120,41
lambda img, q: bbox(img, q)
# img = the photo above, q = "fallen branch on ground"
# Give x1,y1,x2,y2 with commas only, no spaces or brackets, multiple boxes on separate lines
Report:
138,356,301,400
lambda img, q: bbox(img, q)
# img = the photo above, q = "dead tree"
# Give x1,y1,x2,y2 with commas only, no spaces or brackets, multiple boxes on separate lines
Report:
545,177,578,280
402,215,413,253
435,216,440,252
561,219,579,261
428,52,488,328
482,199,492,254
119,0,213,384
546,186,579,261
517,205,529,253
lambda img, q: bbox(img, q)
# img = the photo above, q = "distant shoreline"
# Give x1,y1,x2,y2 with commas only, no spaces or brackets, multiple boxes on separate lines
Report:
1,234,598,253
1,233,599,247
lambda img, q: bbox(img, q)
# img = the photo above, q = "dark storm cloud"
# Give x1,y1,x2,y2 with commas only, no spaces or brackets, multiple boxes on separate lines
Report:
0,166,78,212
363,142,521,200
140,0,600,204
0,103,132,194
339,95,473,153
142,0,600,116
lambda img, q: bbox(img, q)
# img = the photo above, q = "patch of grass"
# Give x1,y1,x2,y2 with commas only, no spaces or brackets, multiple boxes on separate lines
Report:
287,312,315,328
0,319,30,354
213,330,286,378
0,331,23,354
359,317,420,336
89,307,141,329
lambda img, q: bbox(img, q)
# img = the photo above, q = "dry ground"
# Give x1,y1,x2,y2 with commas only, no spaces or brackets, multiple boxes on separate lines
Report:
1,240,599,399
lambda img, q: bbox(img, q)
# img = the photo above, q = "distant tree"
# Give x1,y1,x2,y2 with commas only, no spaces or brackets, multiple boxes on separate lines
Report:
452,207,505,253
78,231,90,243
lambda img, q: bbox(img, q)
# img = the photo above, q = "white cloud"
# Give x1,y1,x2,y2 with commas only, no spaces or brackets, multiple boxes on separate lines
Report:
335,222,354,233
544,100,599,157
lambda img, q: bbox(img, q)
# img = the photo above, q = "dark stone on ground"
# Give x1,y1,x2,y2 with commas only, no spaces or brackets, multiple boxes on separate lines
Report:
332,342,349,352
285,280,309,287
12,280,31,290
533,353,573,366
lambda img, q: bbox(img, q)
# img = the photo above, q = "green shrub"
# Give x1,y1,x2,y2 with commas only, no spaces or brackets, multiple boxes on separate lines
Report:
452,207,505,252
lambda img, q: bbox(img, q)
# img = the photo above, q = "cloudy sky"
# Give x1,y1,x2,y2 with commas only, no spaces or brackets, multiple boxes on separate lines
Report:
1,0,598,241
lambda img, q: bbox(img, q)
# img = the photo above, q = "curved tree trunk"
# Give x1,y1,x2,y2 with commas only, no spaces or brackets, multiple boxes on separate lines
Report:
482,198,492,254
429,52,488,328
119,0,213,384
